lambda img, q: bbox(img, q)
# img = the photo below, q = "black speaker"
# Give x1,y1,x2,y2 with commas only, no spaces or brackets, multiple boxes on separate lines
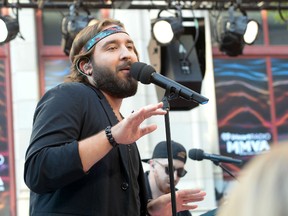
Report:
151,18,206,111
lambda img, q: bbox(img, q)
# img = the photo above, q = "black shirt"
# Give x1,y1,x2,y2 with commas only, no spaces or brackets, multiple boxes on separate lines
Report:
24,83,148,215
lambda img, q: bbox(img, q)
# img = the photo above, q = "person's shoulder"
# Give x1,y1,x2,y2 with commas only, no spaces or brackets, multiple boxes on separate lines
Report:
56,82,89,91
47,82,94,96
37,83,99,114
41,82,95,104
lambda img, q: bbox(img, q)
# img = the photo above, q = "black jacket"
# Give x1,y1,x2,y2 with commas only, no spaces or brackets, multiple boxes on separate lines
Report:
24,83,148,216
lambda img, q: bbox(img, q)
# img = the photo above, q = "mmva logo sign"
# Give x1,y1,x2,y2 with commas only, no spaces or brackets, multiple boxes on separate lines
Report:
221,132,271,156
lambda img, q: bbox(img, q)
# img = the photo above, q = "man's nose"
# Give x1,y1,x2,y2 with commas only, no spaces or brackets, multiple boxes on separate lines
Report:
174,170,179,179
120,46,133,60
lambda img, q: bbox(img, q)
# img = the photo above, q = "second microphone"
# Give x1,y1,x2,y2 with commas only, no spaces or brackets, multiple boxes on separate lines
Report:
189,148,243,165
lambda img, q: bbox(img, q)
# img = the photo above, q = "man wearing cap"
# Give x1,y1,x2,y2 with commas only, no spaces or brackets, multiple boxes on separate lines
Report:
144,141,192,216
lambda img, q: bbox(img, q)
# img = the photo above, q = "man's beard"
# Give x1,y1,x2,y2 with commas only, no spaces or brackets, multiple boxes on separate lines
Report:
91,61,138,98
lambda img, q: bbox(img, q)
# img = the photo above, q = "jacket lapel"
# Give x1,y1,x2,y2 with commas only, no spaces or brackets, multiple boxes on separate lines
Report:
89,85,130,182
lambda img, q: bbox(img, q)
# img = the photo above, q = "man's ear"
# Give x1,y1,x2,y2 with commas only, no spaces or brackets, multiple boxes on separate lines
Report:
149,160,155,168
78,58,92,76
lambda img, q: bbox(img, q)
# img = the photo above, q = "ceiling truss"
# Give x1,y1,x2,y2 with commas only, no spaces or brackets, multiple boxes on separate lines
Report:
1,0,288,11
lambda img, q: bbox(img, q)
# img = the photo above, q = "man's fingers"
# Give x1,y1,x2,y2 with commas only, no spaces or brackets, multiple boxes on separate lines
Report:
177,189,206,198
128,102,166,126
140,124,158,136
179,204,198,211
176,189,206,204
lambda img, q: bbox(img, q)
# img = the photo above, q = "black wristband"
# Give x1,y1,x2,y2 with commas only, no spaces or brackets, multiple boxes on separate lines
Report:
105,126,118,147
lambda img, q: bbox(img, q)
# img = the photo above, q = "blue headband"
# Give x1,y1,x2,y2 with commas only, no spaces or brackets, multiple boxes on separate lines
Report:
82,26,128,52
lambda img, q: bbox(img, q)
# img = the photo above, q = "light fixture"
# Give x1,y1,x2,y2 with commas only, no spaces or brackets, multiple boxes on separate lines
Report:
61,4,97,56
243,20,259,44
151,8,184,46
148,15,206,111
219,5,259,57
0,15,19,44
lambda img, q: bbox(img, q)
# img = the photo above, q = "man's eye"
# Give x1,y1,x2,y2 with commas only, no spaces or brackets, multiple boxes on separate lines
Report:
127,45,134,50
108,46,117,51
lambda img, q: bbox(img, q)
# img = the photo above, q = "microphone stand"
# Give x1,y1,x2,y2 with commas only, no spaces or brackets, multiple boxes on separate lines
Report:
161,90,181,216
213,161,239,182
160,85,207,215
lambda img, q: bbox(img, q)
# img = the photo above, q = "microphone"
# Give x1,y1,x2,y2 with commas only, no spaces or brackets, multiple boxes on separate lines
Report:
130,62,209,105
189,148,243,165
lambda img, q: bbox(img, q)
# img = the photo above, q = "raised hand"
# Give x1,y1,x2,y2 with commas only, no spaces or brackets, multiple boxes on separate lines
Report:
147,189,206,216
112,102,167,144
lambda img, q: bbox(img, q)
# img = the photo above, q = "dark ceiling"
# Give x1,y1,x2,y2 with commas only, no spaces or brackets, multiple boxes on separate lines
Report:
1,0,288,10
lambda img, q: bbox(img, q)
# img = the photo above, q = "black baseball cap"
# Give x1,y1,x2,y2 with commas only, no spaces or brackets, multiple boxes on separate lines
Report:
142,140,187,163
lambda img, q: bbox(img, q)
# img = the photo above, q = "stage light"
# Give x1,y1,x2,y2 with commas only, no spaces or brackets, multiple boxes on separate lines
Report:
61,4,97,56
148,16,206,111
152,17,184,45
219,5,259,57
244,20,259,45
151,9,184,46
0,15,19,44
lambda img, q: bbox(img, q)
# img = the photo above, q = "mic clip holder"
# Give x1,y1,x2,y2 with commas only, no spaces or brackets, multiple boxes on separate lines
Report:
163,84,181,108
213,161,239,182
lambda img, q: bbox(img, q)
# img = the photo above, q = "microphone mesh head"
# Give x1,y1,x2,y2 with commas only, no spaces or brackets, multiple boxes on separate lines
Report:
130,62,155,84
189,149,204,161
130,62,146,81
139,64,155,84
195,149,204,160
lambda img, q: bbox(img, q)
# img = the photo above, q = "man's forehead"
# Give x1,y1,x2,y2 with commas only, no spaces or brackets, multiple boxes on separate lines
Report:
154,158,183,164
82,25,129,52
96,31,133,47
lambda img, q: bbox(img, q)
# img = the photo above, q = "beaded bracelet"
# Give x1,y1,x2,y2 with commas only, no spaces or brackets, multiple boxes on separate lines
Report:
105,126,118,147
